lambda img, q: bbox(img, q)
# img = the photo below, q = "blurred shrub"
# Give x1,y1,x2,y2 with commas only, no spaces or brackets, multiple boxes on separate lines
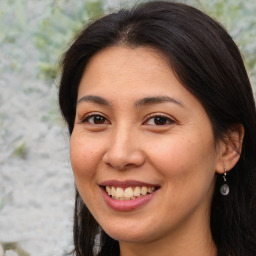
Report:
1,0,255,87
12,141,27,159
34,0,104,82
196,0,256,88
34,0,255,86
0,1,31,44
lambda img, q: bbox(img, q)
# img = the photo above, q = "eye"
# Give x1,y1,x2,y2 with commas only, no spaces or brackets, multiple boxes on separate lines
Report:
82,114,109,124
144,115,174,125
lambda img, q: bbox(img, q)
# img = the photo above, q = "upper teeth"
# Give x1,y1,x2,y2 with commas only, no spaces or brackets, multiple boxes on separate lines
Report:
105,186,156,200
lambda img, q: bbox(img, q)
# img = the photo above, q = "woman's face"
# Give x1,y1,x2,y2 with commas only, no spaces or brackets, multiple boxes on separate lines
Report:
70,46,222,244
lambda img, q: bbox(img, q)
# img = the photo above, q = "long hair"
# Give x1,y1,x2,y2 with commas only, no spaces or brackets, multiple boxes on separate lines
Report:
58,1,256,255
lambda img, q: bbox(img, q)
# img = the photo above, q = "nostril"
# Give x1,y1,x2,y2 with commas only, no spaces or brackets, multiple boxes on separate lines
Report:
103,150,145,170
105,162,141,171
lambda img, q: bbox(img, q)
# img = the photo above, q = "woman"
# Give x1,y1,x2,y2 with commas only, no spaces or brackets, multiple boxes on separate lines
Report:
58,1,256,256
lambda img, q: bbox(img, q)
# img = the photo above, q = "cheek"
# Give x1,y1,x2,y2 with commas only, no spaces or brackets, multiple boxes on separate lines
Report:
147,132,216,184
70,134,100,180
70,133,104,209
147,134,217,221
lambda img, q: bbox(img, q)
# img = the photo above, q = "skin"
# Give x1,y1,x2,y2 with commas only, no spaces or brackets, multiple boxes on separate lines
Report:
70,46,242,256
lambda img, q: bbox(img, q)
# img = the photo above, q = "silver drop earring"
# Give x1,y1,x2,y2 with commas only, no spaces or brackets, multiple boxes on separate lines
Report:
220,168,229,195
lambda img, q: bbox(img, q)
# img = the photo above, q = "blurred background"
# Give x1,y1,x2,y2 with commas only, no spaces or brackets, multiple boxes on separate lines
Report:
0,0,255,255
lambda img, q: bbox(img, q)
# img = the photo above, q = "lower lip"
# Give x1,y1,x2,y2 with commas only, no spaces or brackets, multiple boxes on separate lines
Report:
100,187,158,211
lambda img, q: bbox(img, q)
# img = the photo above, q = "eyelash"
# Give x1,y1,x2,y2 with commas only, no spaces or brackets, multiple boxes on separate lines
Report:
143,114,175,126
81,113,175,126
81,113,110,125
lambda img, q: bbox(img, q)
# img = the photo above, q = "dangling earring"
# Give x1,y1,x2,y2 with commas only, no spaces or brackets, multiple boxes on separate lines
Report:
220,168,229,195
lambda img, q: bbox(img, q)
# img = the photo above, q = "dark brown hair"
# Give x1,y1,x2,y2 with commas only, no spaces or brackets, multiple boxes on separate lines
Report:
59,1,256,255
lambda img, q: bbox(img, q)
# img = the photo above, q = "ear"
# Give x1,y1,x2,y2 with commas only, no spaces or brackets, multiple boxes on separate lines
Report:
215,124,244,174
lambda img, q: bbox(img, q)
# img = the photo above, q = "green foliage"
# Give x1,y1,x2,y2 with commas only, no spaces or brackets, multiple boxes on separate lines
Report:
34,0,104,82
0,198,5,210
12,142,27,159
195,0,256,88
86,1,104,19
1,0,255,86
0,1,30,44
1,242,30,256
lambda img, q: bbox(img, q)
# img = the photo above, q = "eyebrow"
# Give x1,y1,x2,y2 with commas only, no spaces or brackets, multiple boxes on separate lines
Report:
135,96,184,108
77,95,184,108
77,95,111,106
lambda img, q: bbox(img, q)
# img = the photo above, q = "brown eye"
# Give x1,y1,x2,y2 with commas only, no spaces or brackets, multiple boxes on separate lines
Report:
83,115,109,124
145,115,174,125
93,115,106,124
154,116,168,125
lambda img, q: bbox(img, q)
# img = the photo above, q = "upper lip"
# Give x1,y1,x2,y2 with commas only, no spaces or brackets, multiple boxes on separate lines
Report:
99,179,160,188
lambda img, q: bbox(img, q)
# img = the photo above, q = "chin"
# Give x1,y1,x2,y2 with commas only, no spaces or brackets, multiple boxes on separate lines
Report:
106,231,149,243
101,221,158,243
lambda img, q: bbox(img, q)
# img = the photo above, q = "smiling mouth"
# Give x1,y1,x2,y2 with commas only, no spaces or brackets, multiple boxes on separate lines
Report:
102,185,159,200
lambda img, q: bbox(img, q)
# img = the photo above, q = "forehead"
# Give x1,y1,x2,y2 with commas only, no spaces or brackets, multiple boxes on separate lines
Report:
77,46,205,115
78,46,177,95
85,45,170,72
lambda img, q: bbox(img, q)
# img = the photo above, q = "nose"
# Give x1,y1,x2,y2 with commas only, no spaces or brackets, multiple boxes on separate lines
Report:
103,126,145,170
